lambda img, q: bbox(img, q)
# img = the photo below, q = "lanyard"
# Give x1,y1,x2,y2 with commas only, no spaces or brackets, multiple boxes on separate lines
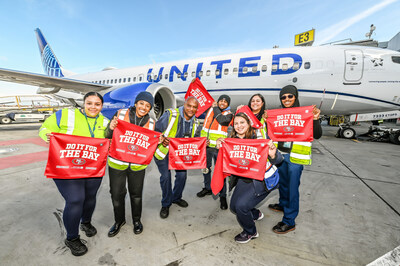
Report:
84,112,99,138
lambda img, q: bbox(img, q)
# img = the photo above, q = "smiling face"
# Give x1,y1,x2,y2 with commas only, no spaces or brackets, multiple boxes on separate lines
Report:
183,97,199,120
84,95,103,117
218,99,229,110
250,95,263,113
280,93,295,108
233,116,250,138
135,100,151,118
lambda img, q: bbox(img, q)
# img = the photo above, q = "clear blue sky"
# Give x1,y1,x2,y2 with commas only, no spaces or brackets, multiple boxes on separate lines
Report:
1,0,399,95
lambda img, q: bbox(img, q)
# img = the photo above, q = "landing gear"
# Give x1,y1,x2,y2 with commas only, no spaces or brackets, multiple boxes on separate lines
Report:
389,131,400,145
335,125,356,139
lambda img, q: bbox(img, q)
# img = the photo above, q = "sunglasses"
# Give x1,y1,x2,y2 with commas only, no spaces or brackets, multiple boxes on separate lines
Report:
280,94,294,100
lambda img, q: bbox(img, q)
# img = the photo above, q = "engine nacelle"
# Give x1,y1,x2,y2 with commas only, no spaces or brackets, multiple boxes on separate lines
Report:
102,82,175,119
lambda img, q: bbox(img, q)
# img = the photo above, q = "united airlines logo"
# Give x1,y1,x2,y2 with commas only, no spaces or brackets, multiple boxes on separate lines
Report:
183,155,193,161
42,45,64,77
238,159,250,166
128,145,139,151
283,126,295,132
72,158,86,165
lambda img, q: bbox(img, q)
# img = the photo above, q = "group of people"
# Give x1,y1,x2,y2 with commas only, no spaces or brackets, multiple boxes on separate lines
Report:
39,84,322,256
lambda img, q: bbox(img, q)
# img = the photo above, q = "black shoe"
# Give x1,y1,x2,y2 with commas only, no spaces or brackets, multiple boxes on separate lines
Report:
268,203,283,212
133,221,143,234
80,222,97,237
234,231,259,244
220,197,228,210
272,222,295,234
160,207,169,219
108,221,126,237
197,188,212,197
172,199,188,208
65,236,88,256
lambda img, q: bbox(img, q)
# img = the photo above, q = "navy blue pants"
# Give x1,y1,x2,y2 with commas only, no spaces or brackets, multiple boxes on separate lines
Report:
278,154,304,226
203,147,226,197
230,178,270,235
54,178,102,240
155,155,187,208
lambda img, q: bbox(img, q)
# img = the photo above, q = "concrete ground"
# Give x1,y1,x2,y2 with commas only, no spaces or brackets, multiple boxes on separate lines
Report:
0,122,399,266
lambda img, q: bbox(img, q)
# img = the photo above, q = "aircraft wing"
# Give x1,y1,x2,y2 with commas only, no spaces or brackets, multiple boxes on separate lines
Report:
0,67,111,93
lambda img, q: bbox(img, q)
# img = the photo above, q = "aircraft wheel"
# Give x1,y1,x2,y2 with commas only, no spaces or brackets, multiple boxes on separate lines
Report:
389,131,400,145
340,128,356,139
0,116,12,124
335,128,342,138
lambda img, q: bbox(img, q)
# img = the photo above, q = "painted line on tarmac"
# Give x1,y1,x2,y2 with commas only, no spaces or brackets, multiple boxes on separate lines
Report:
0,137,48,148
0,151,48,170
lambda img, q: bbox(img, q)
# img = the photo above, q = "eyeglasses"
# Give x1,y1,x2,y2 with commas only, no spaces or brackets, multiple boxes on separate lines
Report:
280,94,294,100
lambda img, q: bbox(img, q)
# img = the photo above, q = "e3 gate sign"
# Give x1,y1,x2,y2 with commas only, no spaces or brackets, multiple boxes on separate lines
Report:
295,29,315,46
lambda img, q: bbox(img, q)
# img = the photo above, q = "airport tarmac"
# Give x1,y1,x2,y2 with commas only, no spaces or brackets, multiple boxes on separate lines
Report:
0,122,399,266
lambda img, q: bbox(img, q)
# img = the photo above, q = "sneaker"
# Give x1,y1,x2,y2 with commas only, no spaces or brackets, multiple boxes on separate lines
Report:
254,211,264,221
272,221,296,234
234,231,259,244
172,199,188,208
160,206,169,219
268,203,283,212
65,236,88,256
80,222,97,237
197,188,212,198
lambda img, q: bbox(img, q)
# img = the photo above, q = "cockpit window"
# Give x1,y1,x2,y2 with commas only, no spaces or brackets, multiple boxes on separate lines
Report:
392,56,400,64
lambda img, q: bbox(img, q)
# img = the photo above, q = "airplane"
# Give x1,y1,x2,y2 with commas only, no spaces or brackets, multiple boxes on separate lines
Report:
0,28,400,138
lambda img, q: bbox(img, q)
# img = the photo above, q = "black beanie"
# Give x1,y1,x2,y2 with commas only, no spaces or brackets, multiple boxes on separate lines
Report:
135,91,154,109
280,85,300,108
217,94,231,106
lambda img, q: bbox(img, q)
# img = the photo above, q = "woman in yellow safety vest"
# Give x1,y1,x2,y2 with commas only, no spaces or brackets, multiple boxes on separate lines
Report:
39,92,109,256
105,91,155,237
268,85,322,234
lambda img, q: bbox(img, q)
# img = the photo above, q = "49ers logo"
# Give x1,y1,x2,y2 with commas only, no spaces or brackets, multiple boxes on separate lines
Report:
183,155,193,161
128,145,139,151
72,158,86,165
238,158,250,166
283,126,295,132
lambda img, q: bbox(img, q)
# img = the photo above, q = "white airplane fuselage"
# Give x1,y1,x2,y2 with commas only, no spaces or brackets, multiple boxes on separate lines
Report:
65,45,400,116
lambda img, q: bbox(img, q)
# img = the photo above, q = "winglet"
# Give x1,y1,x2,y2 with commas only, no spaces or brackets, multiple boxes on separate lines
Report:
34,28,64,77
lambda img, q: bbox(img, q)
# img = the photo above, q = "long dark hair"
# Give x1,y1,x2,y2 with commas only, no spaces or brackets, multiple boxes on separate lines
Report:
83,91,104,104
228,112,255,139
247,93,265,121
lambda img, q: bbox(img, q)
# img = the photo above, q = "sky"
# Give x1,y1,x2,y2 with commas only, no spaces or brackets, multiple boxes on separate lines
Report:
0,0,399,96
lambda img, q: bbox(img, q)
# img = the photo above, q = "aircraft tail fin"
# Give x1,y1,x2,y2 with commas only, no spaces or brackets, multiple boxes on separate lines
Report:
35,28,66,77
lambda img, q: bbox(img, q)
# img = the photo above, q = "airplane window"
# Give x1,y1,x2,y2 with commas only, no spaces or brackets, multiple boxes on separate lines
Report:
224,69,229,75
133,77,136,82
242,67,248,74
107,80,109,84
191,71,195,77
110,80,113,84
233,67,238,73
177,73,182,78
160,75,162,80
115,79,117,83
206,70,211,76
215,69,220,76
282,64,288,71
165,74,168,80
199,71,203,77
119,78,122,83
252,66,257,73
139,76,142,81
293,63,299,70
184,72,188,78
128,78,131,82
392,56,400,64
304,62,311,69
261,65,267,72
154,74,157,80
272,65,278,72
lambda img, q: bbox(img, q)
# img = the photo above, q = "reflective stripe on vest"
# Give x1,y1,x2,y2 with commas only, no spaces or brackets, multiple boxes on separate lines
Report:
200,108,230,147
290,141,312,165
255,118,267,139
66,109,75,134
265,161,278,178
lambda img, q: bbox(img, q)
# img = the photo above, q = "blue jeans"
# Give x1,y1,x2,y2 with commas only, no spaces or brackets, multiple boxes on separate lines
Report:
155,155,187,208
203,147,226,197
278,153,304,226
230,178,270,235
53,178,102,240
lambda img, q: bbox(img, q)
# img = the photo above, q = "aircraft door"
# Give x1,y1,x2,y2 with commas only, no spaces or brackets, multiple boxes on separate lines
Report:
344,50,363,83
